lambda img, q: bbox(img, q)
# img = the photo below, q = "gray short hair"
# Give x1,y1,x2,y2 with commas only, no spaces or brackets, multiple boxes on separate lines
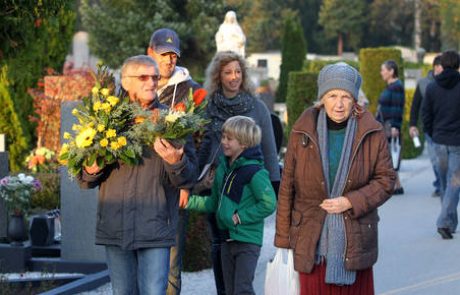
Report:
121,55,159,78
222,116,261,148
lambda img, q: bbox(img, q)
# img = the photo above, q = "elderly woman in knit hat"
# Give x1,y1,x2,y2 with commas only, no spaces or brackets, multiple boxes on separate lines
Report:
275,62,396,295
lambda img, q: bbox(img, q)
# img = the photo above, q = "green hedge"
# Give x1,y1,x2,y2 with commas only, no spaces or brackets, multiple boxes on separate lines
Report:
304,59,360,73
285,71,318,136
359,47,403,115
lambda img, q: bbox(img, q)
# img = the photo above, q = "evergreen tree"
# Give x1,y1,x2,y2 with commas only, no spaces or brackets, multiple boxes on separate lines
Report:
440,0,460,50
276,15,306,103
319,0,366,56
0,1,75,170
80,0,224,72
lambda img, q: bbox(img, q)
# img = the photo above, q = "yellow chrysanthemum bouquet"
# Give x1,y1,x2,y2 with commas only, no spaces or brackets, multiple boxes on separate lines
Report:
59,66,149,177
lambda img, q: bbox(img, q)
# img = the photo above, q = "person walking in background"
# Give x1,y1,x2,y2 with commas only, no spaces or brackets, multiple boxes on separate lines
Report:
376,60,405,195
193,50,280,295
79,55,197,294
422,50,460,240
147,27,200,295
183,116,276,295
275,62,395,295
409,55,443,197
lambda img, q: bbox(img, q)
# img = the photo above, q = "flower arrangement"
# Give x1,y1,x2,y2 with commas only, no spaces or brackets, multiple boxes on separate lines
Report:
58,66,150,177
141,88,209,147
25,147,58,173
0,173,42,215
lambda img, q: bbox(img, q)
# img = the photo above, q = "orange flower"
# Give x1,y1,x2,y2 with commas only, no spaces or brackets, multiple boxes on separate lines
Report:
151,109,161,123
174,102,187,112
134,116,145,124
193,88,207,106
37,155,46,165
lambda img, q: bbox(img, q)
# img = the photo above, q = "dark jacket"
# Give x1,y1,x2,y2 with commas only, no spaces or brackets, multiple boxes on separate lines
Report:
409,71,434,127
197,93,281,183
187,146,276,246
376,80,405,130
274,108,395,273
157,66,200,106
422,69,460,146
78,100,198,250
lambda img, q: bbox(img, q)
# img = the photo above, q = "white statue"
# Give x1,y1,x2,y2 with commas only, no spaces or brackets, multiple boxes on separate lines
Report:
215,11,246,57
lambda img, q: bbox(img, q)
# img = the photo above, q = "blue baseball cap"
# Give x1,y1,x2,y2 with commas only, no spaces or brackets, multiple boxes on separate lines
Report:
149,28,181,57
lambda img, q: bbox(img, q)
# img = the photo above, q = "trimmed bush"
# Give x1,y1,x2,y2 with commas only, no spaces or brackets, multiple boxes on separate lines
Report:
359,47,404,115
304,60,360,73
285,71,318,136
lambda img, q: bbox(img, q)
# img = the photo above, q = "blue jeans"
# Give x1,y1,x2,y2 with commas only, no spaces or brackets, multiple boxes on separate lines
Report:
434,143,460,232
425,134,441,193
105,245,170,295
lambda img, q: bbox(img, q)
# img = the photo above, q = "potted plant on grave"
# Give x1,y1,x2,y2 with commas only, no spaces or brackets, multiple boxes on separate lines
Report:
0,173,42,245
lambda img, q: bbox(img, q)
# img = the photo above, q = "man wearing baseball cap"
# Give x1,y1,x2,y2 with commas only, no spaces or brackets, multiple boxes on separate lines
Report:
147,28,200,106
147,28,200,295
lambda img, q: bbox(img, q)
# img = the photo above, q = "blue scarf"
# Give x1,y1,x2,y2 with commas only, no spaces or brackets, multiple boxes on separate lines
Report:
316,108,357,285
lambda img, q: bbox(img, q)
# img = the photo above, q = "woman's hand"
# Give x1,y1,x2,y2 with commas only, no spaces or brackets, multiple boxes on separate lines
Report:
84,161,102,175
320,197,352,214
179,189,189,208
153,138,184,164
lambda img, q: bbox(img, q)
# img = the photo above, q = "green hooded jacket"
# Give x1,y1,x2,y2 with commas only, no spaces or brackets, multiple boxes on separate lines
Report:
187,145,276,246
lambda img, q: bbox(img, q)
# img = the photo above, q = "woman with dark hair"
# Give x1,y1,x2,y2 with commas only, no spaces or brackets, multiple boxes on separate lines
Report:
377,60,405,195
197,50,280,294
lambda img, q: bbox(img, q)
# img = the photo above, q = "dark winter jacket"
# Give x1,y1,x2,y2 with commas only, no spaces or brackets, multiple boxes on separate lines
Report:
187,146,276,246
197,92,280,183
409,71,434,127
157,66,200,106
422,68,460,146
78,99,198,250
376,80,405,130
275,107,395,273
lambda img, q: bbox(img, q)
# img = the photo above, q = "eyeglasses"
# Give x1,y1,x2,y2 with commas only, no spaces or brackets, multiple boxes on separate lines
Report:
126,74,161,82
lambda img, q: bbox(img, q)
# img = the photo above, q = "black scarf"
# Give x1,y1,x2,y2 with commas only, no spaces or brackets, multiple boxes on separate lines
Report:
207,90,255,132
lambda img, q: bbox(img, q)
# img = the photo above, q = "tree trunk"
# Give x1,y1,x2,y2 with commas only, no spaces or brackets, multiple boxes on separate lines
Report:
337,33,343,56
414,0,422,50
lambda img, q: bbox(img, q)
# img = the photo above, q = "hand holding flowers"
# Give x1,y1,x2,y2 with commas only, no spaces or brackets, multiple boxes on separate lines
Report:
59,66,151,177
145,88,209,147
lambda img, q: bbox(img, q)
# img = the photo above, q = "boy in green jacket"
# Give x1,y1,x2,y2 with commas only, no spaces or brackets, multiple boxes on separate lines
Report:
183,115,276,295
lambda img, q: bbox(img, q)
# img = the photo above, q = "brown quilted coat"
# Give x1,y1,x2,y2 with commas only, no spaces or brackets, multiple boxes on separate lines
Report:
274,107,396,273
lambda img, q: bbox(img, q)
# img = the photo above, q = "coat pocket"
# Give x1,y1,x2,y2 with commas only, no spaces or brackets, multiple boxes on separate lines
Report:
289,209,303,249
357,213,379,252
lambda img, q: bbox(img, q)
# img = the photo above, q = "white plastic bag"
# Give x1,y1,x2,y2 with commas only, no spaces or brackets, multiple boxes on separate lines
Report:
390,137,400,169
264,248,300,295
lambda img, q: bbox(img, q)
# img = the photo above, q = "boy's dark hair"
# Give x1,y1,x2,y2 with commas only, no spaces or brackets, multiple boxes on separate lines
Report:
440,50,460,70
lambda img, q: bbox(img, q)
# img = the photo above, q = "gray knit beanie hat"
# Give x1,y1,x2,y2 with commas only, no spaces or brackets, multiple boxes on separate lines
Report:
317,62,362,100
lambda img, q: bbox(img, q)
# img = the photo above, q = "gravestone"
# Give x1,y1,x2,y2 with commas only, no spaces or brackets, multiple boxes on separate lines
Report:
60,101,105,262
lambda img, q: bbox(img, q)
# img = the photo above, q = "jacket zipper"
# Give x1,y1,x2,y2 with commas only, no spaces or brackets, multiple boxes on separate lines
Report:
341,127,380,261
294,126,381,262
